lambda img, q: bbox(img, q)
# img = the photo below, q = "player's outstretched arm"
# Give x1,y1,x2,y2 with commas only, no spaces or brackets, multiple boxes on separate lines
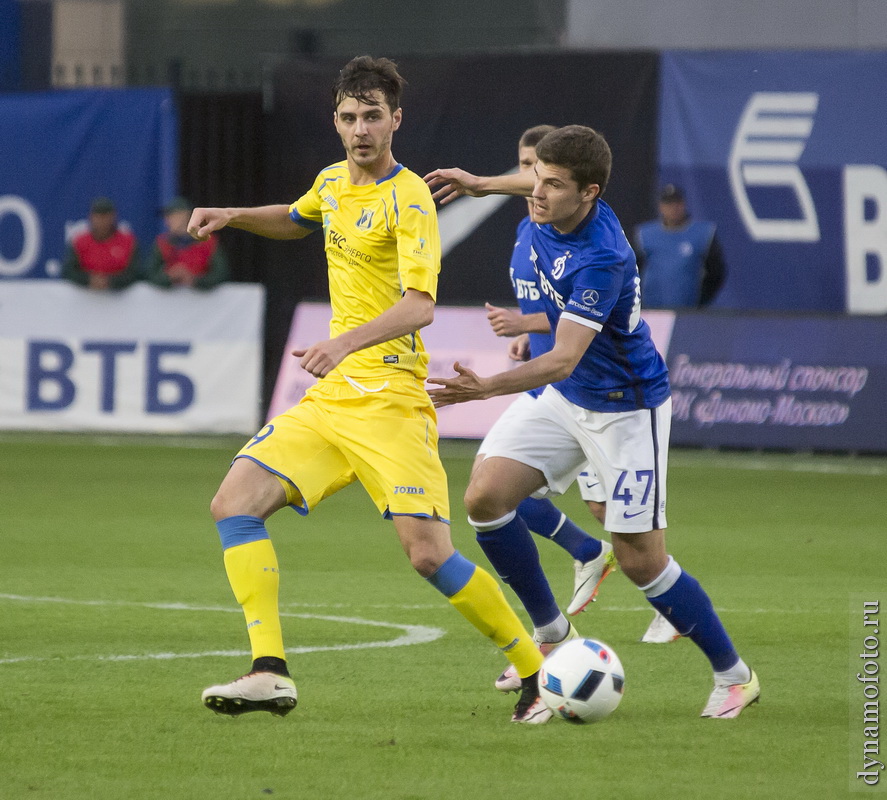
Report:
293,288,435,378
428,318,595,407
423,168,534,206
188,205,310,241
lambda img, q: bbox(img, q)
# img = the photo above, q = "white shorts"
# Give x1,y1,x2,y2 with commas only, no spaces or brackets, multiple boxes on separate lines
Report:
478,392,606,504
577,470,606,503
479,386,671,533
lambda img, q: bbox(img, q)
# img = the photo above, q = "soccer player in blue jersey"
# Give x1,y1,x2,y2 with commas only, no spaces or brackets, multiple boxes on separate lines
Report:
477,125,618,695
486,126,678,653
425,126,759,718
187,56,548,724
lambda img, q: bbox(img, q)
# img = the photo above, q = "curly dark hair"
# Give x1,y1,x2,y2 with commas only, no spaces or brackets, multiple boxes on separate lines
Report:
332,56,406,113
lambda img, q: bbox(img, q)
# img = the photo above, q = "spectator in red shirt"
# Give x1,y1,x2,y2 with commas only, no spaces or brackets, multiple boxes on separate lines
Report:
145,197,229,289
62,197,140,290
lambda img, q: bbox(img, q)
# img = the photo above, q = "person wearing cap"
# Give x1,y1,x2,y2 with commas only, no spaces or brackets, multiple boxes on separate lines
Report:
145,196,229,289
634,184,727,309
62,197,140,291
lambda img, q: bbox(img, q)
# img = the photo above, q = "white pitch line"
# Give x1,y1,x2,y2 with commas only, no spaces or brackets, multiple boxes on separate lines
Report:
277,602,815,614
0,594,444,666
0,593,813,615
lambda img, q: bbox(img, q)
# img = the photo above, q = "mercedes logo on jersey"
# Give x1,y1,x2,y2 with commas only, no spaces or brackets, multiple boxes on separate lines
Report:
581,289,599,306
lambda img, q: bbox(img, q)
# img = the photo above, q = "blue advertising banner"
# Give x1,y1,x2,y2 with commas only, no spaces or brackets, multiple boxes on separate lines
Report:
0,0,20,90
666,312,887,453
0,89,178,279
660,52,887,315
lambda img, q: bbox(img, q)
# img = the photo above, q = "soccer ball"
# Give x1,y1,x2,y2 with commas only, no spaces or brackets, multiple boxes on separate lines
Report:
539,638,625,723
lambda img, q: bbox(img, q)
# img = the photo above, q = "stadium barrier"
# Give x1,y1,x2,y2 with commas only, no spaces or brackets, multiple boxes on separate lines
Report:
664,311,886,453
267,304,675,440
0,281,264,434
271,303,887,453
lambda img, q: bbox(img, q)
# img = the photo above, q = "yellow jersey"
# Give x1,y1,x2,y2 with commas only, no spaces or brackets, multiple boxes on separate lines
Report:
289,161,441,379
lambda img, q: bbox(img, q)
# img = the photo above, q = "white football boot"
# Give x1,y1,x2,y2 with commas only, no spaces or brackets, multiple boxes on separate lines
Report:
701,670,760,719
640,611,681,643
567,541,617,616
202,671,297,717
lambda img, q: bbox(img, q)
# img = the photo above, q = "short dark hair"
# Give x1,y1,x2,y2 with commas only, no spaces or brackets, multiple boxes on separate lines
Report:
535,125,612,196
332,56,406,113
519,124,557,150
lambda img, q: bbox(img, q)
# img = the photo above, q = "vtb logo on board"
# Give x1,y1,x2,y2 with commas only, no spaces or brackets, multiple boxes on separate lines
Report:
729,91,887,314
728,92,820,243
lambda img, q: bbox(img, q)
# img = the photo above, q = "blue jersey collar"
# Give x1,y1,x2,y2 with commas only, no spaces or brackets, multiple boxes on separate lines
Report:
376,163,404,184
548,200,599,238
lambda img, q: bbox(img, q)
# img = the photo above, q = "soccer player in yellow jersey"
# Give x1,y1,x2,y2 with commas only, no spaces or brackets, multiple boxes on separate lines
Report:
187,56,549,723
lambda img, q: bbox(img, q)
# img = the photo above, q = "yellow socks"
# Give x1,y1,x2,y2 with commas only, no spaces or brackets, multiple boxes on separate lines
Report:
428,552,544,679
223,538,286,661
216,516,286,662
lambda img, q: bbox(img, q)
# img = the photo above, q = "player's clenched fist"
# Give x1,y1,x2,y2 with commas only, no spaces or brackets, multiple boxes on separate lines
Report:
292,338,351,379
188,208,230,241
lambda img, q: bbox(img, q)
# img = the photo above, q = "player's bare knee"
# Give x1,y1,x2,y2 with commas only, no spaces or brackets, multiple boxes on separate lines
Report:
463,483,508,522
618,559,651,587
612,530,668,586
209,481,264,521
409,552,440,578
403,541,445,577
210,488,235,522
615,551,669,587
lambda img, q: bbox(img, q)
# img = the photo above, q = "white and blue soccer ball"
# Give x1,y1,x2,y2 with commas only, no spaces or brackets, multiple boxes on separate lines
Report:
539,637,625,723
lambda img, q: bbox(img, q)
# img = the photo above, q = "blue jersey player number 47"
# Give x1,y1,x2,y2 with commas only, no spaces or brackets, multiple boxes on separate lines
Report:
424,125,760,720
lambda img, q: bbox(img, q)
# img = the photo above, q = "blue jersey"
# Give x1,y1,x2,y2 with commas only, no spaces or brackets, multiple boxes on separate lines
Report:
524,199,670,412
509,216,552,398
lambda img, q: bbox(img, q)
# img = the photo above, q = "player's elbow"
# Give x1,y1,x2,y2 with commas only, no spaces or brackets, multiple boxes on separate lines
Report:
418,304,434,328
287,225,313,240
406,290,435,328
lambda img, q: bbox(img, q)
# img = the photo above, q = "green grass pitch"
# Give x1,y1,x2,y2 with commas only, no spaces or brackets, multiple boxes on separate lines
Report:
1,433,883,799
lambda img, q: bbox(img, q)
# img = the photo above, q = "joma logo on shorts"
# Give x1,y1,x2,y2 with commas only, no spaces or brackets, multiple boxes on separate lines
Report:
394,485,425,494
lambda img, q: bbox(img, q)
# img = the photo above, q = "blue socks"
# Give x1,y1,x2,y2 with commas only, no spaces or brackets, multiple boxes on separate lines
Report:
642,557,740,673
517,497,602,562
425,551,476,597
215,515,270,549
472,510,561,628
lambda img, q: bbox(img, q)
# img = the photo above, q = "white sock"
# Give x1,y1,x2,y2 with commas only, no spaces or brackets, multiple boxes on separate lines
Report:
639,555,681,598
534,614,570,644
467,510,516,532
714,658,752,687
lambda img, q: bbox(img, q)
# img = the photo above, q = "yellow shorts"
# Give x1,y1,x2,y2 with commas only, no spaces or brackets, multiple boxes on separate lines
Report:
236,373,450,522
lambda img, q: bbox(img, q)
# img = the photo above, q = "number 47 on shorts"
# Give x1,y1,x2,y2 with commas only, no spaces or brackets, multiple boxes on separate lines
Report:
611,469,653,507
